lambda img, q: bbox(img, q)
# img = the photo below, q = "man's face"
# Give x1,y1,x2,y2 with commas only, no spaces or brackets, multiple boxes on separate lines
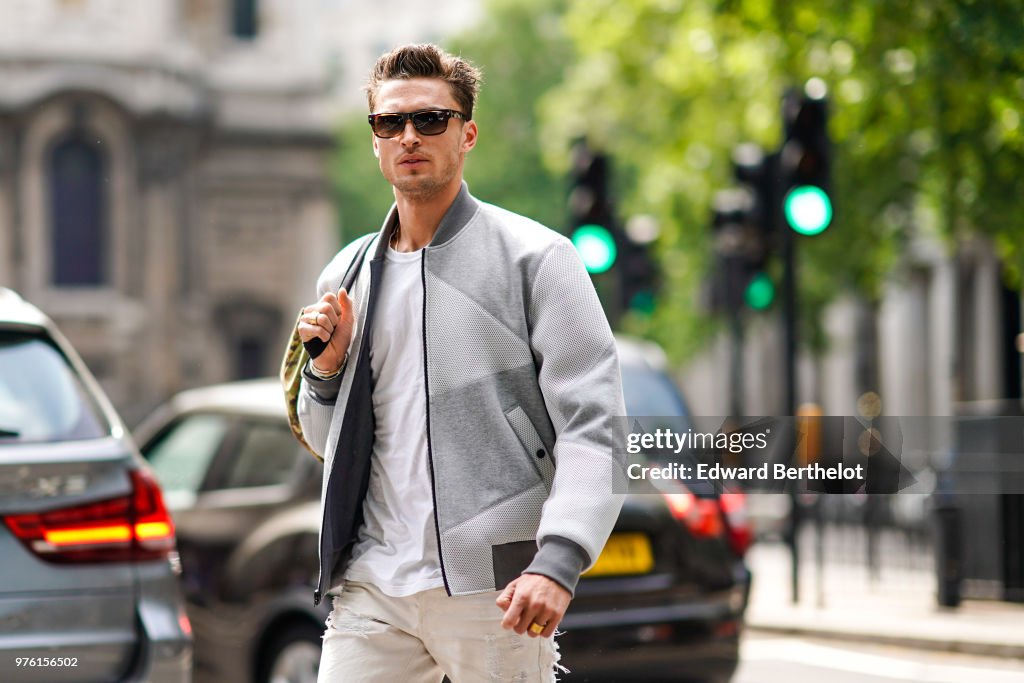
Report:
372,78,477,201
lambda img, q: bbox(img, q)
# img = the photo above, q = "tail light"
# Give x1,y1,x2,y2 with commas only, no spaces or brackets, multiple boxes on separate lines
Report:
3,469,176,564
662,491,724,538
718,492,752,557
178,608,193,638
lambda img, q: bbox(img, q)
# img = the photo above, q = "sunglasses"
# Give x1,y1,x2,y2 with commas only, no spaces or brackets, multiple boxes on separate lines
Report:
368,109,466,138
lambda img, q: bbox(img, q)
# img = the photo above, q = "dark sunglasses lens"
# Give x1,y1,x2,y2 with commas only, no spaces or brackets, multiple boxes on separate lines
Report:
372,115,405,137
412,111,449,135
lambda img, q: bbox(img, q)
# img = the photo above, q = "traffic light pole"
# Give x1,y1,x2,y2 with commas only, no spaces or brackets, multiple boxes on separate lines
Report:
727,258,745,419
729,309,745,419
715,84,829,605
780,170,802,606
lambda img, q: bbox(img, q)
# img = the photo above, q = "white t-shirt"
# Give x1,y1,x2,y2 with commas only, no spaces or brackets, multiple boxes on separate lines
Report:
343,245,444,597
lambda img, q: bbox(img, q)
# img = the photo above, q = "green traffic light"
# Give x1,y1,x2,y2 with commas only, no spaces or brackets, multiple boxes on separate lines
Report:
572,224,617,273
745,272,775,310
628,290,656,315
784,185,833,235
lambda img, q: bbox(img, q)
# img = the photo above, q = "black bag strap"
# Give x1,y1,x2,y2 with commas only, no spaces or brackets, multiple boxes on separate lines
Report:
303,233,375,359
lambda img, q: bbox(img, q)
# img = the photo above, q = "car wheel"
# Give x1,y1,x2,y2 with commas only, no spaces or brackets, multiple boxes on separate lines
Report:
260,622,322,683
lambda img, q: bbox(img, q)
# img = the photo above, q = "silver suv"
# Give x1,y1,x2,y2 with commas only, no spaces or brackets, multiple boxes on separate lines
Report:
0,287,192,682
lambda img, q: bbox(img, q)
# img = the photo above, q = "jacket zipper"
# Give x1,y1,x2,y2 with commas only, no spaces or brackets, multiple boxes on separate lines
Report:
421,250,451,596
314,462,335,606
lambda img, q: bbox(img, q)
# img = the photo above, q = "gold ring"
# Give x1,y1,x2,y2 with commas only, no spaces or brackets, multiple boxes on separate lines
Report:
529,622,545,635
307,313,319,326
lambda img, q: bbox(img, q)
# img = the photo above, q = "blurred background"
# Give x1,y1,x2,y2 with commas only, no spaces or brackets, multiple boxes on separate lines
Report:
2,0,1022,426
2,1,1024,680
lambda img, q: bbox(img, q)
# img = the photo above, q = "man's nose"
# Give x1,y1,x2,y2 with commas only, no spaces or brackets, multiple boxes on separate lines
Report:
399,120,421,146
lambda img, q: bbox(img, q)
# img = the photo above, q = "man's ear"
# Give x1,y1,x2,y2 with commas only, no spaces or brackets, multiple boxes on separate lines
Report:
372,133,381,159
462,120,478,154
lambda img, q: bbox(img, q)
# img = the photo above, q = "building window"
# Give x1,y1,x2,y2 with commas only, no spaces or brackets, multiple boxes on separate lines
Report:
231,0,259,39
235,336,266,380
217,301,281,380
49,136,107,287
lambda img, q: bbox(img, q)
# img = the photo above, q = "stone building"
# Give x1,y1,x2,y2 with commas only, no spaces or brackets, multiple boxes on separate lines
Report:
0,0,337,424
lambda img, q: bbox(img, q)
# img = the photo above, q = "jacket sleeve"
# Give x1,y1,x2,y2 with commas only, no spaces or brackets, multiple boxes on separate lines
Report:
521,237,626,595
296,236,369,459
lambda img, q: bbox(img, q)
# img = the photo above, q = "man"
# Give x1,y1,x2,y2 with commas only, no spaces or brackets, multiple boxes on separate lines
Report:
296,44,625,682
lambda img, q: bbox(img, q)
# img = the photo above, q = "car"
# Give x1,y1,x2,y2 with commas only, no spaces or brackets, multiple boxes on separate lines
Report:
134,336,750,683
133,379,323,683
564,337,751,683
0,287,192,683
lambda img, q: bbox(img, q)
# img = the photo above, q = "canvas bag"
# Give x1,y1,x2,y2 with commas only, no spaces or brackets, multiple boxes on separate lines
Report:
280,235,374,460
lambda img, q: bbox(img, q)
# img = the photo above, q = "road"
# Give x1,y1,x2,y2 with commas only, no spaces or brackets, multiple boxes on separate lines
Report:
736,634,1024,683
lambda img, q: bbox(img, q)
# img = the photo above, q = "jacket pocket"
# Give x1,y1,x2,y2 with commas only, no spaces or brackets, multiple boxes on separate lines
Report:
504,405,555,490
491,539,538,589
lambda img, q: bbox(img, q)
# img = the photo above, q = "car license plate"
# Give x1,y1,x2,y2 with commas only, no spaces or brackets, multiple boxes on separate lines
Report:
583,532,654,577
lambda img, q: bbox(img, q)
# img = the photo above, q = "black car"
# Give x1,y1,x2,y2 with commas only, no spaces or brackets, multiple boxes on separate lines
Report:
561,338,751,682
135,336,750,683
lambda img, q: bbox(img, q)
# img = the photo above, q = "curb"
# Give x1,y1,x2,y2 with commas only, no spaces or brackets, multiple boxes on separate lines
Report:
746,622,1024,660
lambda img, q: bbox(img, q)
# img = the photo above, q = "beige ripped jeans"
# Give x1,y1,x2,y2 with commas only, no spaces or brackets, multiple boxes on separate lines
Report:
317,581,566,682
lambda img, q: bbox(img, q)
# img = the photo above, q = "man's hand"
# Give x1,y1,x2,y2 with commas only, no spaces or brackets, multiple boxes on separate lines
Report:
496,574,570,639
297,288,355,374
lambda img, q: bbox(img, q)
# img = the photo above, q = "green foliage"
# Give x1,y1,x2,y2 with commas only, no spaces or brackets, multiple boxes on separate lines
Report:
447,0,572,231
328,0,1024,363
330,117,395,244
540,0,1024,359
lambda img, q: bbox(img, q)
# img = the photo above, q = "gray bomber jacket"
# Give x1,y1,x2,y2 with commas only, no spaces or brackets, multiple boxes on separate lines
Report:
298,183,625,604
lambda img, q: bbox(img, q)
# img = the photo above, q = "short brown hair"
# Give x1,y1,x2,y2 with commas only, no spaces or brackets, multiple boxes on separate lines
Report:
366,44,482,120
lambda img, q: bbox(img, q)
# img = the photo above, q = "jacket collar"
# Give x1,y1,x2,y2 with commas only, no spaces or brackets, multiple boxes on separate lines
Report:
371,181,480,261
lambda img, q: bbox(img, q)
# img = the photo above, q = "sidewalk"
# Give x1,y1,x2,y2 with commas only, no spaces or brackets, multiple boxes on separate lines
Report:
744,541,1024,659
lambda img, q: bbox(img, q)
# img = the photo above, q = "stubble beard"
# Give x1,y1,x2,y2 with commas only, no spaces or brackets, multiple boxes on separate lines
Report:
386,153,461,202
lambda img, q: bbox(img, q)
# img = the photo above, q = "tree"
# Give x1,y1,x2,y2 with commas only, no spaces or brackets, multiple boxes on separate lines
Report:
330,116,395,245
540,0,1024,359
448,0,572,231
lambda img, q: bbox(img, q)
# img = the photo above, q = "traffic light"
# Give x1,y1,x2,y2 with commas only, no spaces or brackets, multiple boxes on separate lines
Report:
711,188,764,312
568,140,617,273
744,272,775,311
568,140,659,312
571,225,616,274
619,232,658,314
781,80,832,235
707,145,777,314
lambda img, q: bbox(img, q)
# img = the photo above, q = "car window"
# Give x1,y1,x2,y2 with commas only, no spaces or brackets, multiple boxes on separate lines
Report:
218,421,300,489
143,413,230,494
621,363,690,418
0,331,109,443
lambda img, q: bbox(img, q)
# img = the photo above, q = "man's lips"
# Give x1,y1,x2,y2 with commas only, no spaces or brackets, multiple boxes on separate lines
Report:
399,156,428,165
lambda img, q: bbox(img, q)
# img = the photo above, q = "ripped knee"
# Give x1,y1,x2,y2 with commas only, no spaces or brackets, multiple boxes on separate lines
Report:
482,632,568,682
324,607,389,639
483,633,526,682
544,632,570,683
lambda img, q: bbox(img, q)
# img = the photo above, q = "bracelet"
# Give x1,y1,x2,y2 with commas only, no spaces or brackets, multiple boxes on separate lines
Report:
309,354,347,380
